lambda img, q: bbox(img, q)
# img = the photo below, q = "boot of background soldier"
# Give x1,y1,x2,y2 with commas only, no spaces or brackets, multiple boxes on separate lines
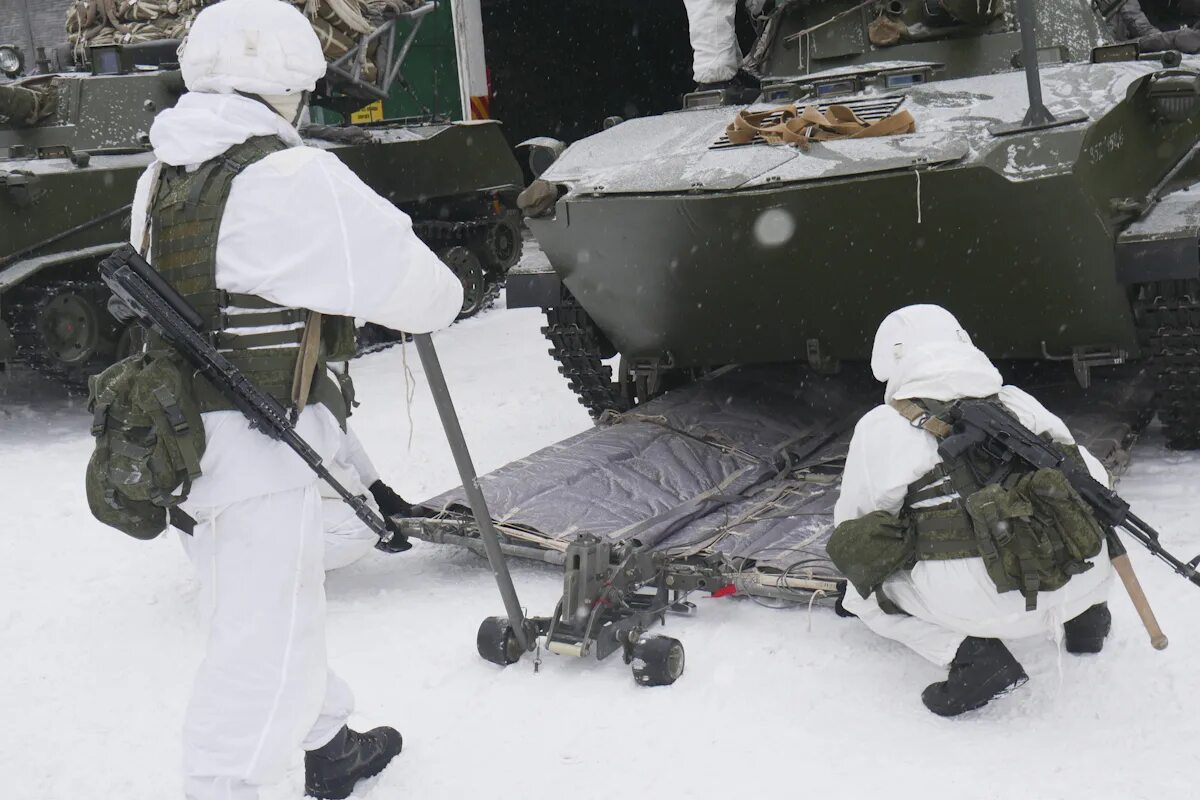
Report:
305,725,403,800
921,637,1029,717
695,68,762,99
1063,602,1111,654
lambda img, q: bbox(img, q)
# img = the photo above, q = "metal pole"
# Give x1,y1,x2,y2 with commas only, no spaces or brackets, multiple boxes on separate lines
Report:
1014,0,1054,126
21,0,37,63
414,333,532,650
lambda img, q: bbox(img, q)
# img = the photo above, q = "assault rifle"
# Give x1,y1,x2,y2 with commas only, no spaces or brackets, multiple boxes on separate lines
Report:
97,243,409,552
938,398,1200,587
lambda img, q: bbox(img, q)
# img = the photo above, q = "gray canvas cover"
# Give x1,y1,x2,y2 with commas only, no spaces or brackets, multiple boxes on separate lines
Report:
422,365,1141,598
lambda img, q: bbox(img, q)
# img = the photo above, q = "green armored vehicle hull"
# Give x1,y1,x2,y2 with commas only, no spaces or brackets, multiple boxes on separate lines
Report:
512,0,1200,446
1,56,523,385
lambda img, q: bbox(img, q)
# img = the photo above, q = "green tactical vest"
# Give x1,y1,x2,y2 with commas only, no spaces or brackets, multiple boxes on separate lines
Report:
828,397,1108,612
147,135,357,422
902,397,1106,611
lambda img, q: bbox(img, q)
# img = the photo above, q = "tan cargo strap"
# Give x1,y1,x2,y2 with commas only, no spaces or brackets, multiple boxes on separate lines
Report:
291,311,324,413
889,399,953,438
726,103,916,151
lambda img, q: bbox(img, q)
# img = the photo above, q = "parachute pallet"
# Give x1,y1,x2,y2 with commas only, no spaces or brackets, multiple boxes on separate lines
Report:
400,362,1147,685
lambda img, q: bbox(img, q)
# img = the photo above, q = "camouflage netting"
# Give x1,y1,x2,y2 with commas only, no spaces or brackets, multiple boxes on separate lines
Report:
66,0,425,79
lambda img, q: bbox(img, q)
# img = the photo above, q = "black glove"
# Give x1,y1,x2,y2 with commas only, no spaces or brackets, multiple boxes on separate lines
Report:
369,480,414,517
370,480,414,554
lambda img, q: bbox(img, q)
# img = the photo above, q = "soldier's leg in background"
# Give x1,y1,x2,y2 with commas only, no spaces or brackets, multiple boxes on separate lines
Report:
322,494,380,571
320,424,381,571
181,484,353,800
682,0,742,84
842,588,965,667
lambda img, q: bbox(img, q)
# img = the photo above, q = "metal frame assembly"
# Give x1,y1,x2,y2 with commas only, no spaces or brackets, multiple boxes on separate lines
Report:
324,2,437,102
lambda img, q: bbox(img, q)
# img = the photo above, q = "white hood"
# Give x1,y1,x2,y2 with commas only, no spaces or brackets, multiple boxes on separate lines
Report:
870,304,1002,402
884,340,1003,403
870,304,972,381
148,92,302,168
179,0,327,96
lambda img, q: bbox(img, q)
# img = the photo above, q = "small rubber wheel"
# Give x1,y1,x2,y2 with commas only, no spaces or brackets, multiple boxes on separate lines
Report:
630,635,685,687
477,616,524,667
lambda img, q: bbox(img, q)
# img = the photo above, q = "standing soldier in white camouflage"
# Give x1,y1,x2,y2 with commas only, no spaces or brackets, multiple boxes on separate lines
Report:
681,0,764,92
127,1,463,797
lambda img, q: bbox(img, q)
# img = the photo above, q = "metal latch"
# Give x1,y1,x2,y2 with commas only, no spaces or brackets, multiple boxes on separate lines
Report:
1041,342,1128,388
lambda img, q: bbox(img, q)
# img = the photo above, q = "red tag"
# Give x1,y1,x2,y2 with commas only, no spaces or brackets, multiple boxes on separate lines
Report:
710,584,737,598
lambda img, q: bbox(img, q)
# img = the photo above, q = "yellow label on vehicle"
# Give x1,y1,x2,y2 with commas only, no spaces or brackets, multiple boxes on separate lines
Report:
350,101,384,124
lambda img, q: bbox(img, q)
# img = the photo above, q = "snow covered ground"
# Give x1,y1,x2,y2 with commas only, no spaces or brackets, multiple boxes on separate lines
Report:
3,292,1199,799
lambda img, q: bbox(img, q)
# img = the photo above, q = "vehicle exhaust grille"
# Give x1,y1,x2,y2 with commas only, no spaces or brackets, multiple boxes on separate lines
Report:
709,95,906,150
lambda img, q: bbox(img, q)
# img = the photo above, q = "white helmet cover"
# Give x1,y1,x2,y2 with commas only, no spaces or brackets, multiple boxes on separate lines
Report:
180,0,327,96
869,304,973,382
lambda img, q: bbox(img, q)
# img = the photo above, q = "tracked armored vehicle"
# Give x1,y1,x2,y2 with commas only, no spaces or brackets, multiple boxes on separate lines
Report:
511,0,1200,447
1,8,523,387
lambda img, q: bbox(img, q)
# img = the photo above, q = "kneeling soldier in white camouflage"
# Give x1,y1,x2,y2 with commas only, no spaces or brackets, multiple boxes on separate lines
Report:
830,304,1115,716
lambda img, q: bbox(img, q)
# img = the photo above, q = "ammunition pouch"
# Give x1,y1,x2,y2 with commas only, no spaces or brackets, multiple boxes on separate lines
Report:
827,510,916,602
86,353,205,540
900,398,1107,611
909,468,1104,611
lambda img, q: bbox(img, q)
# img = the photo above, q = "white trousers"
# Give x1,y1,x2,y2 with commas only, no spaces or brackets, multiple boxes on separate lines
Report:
844,548,1115,666
683,0,742,83
180,484,355,800
321,492,381,571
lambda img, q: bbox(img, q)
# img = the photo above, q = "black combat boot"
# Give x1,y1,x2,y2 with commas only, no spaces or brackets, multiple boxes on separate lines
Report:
921,637,1029,717
695,68,762,94
305,725,403,799
1063,602,1111,654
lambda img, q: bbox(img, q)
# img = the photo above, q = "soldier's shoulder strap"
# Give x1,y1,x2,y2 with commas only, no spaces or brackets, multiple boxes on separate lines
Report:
888,398,953,438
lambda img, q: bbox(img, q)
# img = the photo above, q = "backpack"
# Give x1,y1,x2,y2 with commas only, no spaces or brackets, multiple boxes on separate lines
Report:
85,353,205,540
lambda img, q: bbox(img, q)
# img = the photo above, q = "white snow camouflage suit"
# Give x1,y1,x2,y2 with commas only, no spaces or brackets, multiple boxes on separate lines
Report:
834,305,1114,666
129,90,461,800
682,0,767,83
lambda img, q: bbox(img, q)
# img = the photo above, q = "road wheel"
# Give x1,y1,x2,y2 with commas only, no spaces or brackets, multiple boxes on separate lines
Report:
36,290,113,367
483,215,523,273
440,246,493,319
